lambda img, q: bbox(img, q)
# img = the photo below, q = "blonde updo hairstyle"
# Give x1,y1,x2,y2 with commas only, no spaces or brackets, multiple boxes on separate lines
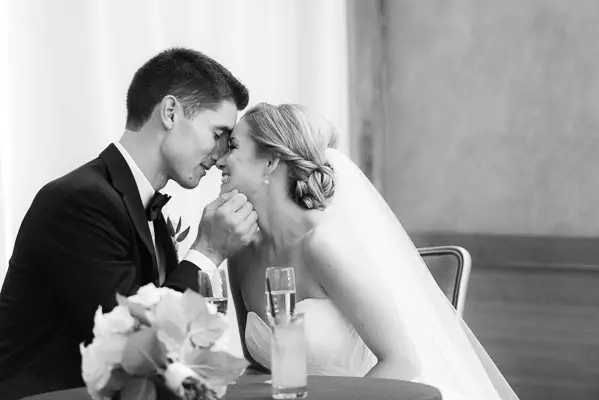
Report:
242,103,337,210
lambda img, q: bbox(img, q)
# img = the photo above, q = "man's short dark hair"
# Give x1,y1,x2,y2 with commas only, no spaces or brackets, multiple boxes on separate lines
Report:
125,48,249,131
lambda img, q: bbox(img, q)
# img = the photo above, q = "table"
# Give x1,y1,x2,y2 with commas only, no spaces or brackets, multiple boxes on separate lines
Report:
21,375,442,400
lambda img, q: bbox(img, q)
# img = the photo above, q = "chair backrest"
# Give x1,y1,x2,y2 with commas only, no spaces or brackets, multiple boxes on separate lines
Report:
418,245,472,316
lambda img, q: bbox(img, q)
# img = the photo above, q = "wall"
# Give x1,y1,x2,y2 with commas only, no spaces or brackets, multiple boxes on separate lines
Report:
383,0,599,237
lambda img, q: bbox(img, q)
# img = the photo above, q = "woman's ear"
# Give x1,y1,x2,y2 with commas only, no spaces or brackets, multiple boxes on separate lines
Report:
264,154,280,177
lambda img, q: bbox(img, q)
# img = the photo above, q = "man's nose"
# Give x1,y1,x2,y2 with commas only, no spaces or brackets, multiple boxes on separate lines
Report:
215,153,227,170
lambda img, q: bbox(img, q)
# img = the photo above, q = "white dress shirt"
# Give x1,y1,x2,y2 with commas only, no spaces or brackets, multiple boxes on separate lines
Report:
113,142,217,285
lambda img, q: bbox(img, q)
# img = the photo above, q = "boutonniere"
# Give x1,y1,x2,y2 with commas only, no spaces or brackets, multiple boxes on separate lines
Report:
166,216,191,253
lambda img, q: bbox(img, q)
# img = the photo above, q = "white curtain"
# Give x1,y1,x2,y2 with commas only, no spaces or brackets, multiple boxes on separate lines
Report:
0,0,349,356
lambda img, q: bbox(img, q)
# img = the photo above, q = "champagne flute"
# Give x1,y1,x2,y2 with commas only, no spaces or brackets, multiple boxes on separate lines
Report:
198,268,228,314
265,267,296,325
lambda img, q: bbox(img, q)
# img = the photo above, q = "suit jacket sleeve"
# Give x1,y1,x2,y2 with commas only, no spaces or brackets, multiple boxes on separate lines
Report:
163,260,202,293
165,249,219,292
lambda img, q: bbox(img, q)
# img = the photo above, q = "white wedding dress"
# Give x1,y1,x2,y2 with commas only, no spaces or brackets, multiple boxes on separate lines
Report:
240,149,519,400
245,298,377,377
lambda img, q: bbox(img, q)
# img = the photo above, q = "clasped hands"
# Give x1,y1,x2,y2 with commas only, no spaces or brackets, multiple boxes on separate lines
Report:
191,190,259,266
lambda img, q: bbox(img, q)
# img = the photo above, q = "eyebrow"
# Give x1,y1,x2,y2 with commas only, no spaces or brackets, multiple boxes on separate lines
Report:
214,125,233,135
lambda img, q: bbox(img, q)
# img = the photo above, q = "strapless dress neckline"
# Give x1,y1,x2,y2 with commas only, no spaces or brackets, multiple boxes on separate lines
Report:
244,298,377,377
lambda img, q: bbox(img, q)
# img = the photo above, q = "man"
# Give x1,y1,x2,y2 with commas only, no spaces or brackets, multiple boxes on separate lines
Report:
0,48,257,399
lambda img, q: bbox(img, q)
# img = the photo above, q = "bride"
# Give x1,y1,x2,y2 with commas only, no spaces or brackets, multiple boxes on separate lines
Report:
216,102,519,400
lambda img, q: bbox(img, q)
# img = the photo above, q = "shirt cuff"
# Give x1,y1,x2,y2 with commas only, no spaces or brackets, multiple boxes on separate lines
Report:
183,249,218,271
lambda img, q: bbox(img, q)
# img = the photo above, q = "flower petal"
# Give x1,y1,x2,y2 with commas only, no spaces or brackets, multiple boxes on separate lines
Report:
154,291,188,358
188,350,249,388
121,327,167,375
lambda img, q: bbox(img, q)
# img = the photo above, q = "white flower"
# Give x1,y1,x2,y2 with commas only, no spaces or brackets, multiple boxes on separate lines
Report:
210,327,230,352
92,306,136,339
205,300,218,315
128,283,181,308
82,305,133,399
164,362,201,397
80,335,127,399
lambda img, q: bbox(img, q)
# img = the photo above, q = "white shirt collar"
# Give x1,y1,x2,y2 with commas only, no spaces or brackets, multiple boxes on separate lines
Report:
113,141,155,209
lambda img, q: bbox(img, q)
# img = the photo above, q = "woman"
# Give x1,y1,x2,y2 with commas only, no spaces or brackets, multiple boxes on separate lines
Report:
219,103,518,400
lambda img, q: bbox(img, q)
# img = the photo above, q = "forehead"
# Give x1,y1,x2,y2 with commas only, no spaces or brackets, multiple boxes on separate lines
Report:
231,119,251,139
195,100,238,129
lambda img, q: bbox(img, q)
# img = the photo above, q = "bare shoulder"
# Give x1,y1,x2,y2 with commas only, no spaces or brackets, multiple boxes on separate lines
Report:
302,218,360,274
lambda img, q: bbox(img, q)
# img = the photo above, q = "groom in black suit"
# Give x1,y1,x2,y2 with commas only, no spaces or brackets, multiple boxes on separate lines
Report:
0,48,258,400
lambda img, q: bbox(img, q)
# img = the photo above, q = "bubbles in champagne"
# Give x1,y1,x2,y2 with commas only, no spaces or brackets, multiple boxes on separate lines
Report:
266,290,296,325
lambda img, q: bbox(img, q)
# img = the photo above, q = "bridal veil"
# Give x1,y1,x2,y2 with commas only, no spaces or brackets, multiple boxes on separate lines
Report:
324,148,519,400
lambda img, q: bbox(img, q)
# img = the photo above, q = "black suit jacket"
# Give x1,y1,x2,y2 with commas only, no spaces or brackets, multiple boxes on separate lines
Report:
0,144,202,399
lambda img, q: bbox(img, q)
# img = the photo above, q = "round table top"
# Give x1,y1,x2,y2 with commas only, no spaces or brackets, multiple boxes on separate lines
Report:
21,375,442,400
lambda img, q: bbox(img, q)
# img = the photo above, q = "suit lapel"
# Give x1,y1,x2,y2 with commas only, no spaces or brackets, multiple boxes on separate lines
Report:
99,144,159,279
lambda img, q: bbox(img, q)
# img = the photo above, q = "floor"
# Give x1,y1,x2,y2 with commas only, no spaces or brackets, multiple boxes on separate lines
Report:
415,232,599,400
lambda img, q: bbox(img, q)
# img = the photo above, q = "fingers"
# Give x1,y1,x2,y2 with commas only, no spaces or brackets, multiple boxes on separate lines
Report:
237,209,259,242
240,221,259,244
229,209,257,236
223,208,258,246
203,190,260,250
209,189,238,208
221,193,249,213
246,210,259,226
234,202,254,220
238,210,258,232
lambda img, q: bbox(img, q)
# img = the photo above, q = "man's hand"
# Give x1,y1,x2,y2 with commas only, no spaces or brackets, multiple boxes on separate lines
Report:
192,190,259,266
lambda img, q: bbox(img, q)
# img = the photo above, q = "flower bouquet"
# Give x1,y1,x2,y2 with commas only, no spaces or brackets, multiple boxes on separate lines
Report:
80,284,248,400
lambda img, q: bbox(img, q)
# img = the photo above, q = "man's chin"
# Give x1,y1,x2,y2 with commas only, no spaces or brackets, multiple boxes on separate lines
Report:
175,174,202,190
189,168,207,187
179,181,199,190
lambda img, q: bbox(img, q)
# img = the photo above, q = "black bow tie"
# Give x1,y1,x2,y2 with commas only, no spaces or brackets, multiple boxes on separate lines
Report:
146,192,171,221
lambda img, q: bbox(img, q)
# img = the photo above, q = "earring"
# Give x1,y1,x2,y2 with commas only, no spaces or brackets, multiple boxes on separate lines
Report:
264,177,269,185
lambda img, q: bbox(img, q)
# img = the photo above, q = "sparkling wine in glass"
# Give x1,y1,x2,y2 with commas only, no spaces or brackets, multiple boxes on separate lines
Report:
265,267,296,325
208,297,228,314
198,268,228,314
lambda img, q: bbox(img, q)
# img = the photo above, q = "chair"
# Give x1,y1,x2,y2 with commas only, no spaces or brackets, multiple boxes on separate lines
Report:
418,245,472,316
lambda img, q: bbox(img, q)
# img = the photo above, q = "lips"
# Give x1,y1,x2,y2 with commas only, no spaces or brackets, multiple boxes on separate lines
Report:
221,173,230,185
